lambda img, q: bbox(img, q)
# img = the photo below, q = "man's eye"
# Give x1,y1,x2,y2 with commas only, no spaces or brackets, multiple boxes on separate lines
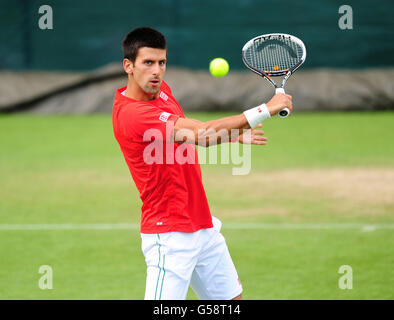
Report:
145,61,152,65
159,61,166,66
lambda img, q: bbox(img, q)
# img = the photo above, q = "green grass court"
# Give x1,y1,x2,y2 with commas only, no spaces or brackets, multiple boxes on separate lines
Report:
0,112,393,299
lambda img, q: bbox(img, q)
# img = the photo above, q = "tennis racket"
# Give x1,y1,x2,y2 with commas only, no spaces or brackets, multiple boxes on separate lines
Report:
242,33,306,118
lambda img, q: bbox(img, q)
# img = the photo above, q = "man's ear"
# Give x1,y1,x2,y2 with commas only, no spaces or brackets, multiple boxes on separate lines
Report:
123,58,134,75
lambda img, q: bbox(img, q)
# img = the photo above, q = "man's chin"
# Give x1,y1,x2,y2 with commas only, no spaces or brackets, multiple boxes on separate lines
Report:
144,83,161,94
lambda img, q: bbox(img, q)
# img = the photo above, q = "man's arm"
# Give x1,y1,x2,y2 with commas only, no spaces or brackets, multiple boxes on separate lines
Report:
173,93,293,146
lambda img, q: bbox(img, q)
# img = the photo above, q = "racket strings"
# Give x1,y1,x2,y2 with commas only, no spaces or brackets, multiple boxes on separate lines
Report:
245,38,303,73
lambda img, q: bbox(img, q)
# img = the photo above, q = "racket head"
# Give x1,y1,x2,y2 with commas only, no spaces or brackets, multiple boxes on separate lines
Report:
242,33,306,78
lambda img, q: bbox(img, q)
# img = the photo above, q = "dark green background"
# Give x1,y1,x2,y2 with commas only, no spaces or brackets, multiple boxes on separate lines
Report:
1,0,393,70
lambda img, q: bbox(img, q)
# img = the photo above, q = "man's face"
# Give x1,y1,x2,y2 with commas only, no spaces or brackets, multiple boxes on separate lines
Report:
130,47,167,96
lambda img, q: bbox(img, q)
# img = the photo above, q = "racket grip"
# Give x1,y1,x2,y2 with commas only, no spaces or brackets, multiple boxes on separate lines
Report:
275,88,289,118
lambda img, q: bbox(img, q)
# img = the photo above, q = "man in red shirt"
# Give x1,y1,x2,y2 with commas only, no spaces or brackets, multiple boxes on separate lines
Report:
113,27,292,300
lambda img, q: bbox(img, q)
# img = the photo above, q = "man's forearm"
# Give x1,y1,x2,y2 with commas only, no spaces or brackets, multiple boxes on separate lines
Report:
195,103,272,146
174,93,292,146
196,113,251,146
174,102,274,146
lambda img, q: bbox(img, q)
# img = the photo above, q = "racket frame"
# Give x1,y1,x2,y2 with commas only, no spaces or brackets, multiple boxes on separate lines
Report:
242,33,306,118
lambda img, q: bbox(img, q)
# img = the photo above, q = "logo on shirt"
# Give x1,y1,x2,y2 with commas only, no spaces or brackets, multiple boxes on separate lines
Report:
160,91,168,101
159,112,171,122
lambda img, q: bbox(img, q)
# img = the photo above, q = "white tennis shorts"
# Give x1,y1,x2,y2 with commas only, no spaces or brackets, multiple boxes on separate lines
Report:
141,217,242,300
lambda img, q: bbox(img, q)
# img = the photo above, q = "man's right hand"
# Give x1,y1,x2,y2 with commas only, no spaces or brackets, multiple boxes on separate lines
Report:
266,93,293,116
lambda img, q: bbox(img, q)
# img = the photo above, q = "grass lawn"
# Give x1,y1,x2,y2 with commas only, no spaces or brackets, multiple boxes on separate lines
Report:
0,112,393,299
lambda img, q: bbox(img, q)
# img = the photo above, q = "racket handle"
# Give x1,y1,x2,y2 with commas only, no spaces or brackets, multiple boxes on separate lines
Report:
275,88,289,118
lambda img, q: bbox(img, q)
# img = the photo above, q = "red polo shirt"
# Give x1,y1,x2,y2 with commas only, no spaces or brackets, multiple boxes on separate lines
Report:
112,81,213,234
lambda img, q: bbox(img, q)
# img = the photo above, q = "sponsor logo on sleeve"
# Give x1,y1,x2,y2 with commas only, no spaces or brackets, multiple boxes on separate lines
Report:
160,91,168,101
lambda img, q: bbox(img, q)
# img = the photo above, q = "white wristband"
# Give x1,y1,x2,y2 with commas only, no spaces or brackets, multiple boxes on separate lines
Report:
243,103,271,128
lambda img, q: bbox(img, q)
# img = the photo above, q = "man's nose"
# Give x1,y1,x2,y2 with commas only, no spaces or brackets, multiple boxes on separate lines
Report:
152,63,161,75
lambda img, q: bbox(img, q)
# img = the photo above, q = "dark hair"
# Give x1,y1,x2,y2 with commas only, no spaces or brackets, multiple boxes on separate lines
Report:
122,27,167,62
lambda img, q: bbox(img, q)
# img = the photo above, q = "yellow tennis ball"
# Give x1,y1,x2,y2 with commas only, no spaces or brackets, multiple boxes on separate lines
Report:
209,58,229,77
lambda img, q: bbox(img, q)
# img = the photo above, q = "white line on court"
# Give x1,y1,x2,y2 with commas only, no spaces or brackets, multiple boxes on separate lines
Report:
225,223,394,230
0,223,140,230
0,223,393,231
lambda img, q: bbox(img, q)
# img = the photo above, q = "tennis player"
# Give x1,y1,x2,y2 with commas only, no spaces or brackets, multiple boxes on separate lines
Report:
112,27,292,300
